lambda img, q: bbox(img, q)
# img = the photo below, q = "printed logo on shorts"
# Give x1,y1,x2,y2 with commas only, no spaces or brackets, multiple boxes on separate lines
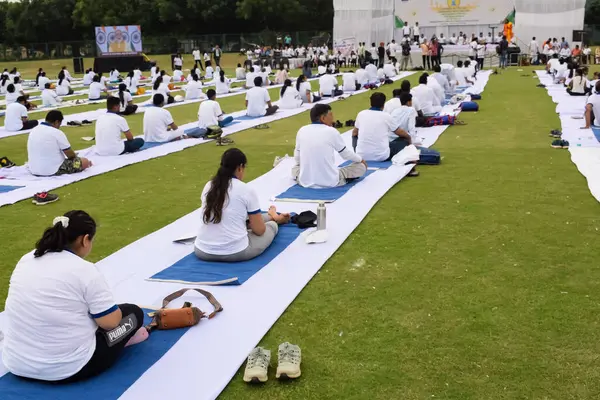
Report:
106,314,137,345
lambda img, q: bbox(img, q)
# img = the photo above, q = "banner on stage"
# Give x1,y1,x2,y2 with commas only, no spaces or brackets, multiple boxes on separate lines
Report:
395,0,513,26
96,26,143,56
333,37,356,56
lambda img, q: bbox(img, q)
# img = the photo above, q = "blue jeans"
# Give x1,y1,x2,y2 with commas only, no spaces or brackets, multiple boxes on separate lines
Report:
121,138,145,154
500,51,508,68
185,127,208,138
219,116,234,127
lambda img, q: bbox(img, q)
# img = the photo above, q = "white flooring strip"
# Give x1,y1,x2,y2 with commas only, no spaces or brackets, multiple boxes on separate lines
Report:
0,70,493,399
0,74,338,140
0,73,415,207
536,70,600,202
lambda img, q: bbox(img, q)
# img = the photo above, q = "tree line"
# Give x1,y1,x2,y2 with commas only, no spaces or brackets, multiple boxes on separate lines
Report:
0,0,334,44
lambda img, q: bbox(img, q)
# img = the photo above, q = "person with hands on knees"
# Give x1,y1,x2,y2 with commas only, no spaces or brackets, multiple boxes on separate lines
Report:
292,103,367,188
95,96,144,155
2,211,148,383
195,149,290,262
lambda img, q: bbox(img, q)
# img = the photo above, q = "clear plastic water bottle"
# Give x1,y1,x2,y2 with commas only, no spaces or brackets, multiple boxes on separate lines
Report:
317,202,327,231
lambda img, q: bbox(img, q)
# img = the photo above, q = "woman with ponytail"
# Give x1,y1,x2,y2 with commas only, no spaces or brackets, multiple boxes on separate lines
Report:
214,69,230,94
0,74,9,95
184,73,203,100
279,78,302,109
3,211,148,383
195,149,290,262
117,83,138,115
153,75,174,104
56,70,73,96
296,74,321,104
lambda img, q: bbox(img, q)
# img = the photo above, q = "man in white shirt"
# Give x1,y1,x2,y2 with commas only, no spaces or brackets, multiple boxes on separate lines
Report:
411,73,442,115
245,67,257,89
455,60,474,86
450,33,457,45
342,71,359,91
412,22,420,44
402,23,411,40
559,44,572,60
245,76,278,117
546,54,560,74
88,75,108,100
383,63,397,78
27,110,91,176
353,92,415,170
37,72,50,90
529,37,540,64
370,43,379,64
383,89,404,114
95,97,144,156
143,94,188,143
235,63,246,80
4,97,38,132
197,89,234,135
319,71,340,97
464,60,477,80
192,48,203,71
439,34,447,45
583,82,600,129
431,65,451,94
355,66,368,87
292,103,366,188
41,83,62,107
365,61,379,84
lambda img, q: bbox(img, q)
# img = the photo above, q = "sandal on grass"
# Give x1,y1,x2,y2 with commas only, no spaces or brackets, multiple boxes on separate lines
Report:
551,139,569,149
454,120,467,125
254,124,270,130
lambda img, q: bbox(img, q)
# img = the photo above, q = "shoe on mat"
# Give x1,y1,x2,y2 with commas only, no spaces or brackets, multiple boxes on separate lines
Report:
243,347,271,383
0,156,16,168
276,342,302,380
32,192,59,206
551,139,569,149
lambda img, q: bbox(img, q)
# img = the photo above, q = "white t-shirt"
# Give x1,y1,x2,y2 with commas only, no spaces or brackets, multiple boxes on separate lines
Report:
236,67,246,80
198,100,223,128
56,79,71,96
571,76,588,94
27,123,70,176
355,69,368,85
377,69,386,80
355,109,398,161
476,44,486,58
37,76,50,90
279,86,302,109
205,66,214,79
173,57,183,67
383,97,402,114
193,50,201,61
402,26,411,36
155,82,171,99
587,94,600,125
383,64,397,78
294,123,361,188
3,251,116,381
391,106,418,143
95,112,129,156
413,25,420,36
173,69,184,81
246,86,270,117
245,71,257,88
185,80,203,100
4,102,27,132
133,69,142,80
143,106,176,142
5,91,19,105
428,78,445,104
370,47,378,60
88,82,104,99
118,91,133,112
204,53,210,62
109,70,120,81
455,68,467,86
342,72,357,91
41,89,60,107
125,76,139,93
215,77,230,94
319,74,338,96
259,72,269,87
83,72,94,85
195,179,261,255
411,84,439,114
298,81,313,103
365,64,378,83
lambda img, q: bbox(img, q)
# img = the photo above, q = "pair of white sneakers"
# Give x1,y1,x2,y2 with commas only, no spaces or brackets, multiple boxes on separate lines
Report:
243,342,302,383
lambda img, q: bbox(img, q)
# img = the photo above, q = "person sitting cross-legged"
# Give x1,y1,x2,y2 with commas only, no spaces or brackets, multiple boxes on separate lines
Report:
246,76,278,117
292,103,367,188
390,93,441,165
194,148,290,262
2,211,148,383
143,94,192,143
353,92,419,176
583,81,600,129
41,83,62,107
196,89,235,137
95,96,144,156
4,96,39,132
27,110,92,176
411,73,442,115
88,75,108,101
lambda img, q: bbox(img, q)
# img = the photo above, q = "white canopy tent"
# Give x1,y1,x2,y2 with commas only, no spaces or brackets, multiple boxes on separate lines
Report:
333,0,395,48
513,0,586,45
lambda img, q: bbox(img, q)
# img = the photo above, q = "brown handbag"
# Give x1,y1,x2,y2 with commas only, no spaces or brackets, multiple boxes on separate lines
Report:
146,288,223,332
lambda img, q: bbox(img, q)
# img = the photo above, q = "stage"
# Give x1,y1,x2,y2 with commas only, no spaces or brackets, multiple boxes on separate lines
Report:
93,55,152,74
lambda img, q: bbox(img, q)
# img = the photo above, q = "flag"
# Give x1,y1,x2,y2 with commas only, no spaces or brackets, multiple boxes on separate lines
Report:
395,16,405,28
505,8,515,25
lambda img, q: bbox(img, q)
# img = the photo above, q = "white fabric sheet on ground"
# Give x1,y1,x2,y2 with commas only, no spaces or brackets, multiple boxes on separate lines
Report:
0,72,415,207
536,70,600,202
0,157,413,400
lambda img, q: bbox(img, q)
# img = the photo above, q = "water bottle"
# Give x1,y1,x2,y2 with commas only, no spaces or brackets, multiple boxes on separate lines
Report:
317,202,327,231
331,88,335,98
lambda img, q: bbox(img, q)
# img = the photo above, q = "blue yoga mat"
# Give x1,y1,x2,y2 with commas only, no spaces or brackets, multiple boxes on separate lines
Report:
150,223,303,285
275,169,376,202
234,115,263,121
0,185,24,194
339,160,392,170
0,310,189,400
591,126,600,142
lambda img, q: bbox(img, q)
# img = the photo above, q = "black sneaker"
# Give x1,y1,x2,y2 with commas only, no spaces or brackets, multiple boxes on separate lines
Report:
32,192,59,205
333,120,343,128
82,120,92,125
0,156,16,168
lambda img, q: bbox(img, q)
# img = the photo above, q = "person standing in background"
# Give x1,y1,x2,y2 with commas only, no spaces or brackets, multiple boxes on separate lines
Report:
358,42,366,65
370,42,379,66
214,45,222,67
378,42,386,69
529,37,540,65
192,47,204,71
421,39,431,70
400,40,412,70
430,39,439,68
402,23,411,41
412,22,420,45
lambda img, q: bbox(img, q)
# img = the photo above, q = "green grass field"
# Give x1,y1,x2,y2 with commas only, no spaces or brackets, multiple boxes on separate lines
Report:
1,60,599,399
